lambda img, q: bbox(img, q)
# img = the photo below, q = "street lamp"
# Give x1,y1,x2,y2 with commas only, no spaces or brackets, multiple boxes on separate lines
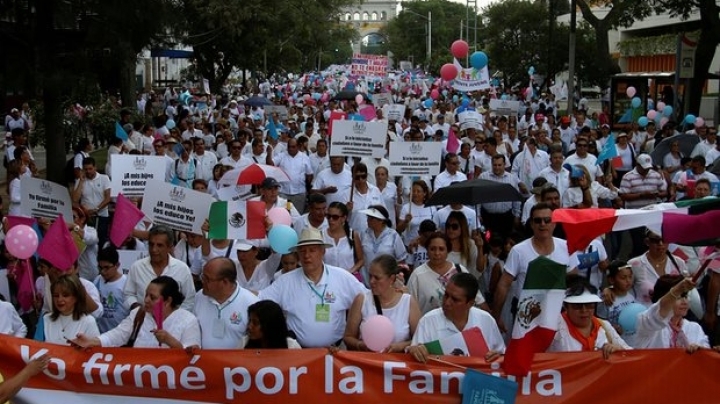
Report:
400,7,431,70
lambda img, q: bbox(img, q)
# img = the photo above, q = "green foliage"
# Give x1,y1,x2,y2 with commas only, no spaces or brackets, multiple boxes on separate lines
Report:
617,33,679,56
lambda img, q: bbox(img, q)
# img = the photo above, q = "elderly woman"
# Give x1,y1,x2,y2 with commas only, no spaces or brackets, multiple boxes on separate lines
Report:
359,205,407,286
408,231,488,315
344,255,421,353
635,275,709,352
547,277,630,357
71,276,201,349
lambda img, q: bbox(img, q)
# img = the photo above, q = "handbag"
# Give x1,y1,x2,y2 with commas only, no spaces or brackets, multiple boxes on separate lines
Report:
123,307,146,347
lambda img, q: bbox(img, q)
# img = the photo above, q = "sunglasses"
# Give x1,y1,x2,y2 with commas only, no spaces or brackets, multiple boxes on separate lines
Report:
446,223,460,230
532,217,552,224
326,214,343,221
354,173,368,180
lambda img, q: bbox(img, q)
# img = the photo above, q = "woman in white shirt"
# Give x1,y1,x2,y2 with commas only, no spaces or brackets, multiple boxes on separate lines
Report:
375,166,399,229
628,230,688,306
42,275,100,345
359,205,407,287
397,180,436,246
241,300,301,349
6,160,24,217
635,275,709,352
344,255,421,353
323,202,364,277
70,276,201,349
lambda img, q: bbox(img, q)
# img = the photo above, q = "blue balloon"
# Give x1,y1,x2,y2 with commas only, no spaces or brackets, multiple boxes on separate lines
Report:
647,100,654,111
312,92,321,101
631,97,641,109
268,225,298,254
423,98,433,108
618,303,647,333
442,90,449,97
501,94,508,101
452,95,459,103
637,117,648,127
461,98,470,107
663,105,673,117
685,114,696,124
166,119,176,130
470,51,489,70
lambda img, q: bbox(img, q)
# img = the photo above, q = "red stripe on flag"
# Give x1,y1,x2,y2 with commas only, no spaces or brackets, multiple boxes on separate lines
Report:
462,328,489,357
246,201,268,239
503,327,556,376
552,209,617,253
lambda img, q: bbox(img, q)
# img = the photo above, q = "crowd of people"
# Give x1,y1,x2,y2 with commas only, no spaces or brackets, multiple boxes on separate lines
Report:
2,84,720,398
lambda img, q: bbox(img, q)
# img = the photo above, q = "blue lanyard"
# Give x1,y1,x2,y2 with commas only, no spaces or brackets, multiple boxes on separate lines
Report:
307,267,328,304
215,285,240,318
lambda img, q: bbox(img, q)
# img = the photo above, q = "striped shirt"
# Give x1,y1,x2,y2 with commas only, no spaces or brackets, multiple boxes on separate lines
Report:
618,168,667,208
478,171,522,216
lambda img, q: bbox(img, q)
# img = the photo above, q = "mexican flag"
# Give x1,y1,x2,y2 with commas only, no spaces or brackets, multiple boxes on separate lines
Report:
208,200,266,240
552,198,720,253
503,256,566,376
423,327,489,357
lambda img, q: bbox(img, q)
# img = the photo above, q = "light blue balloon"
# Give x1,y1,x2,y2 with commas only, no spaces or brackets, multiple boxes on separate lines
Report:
647,100,654,111
470,51,489,70
663,105,673,117
501,94,508,101
461,98,470,107
638,117,648,127
452,95,459,103
268,225,298,254
631,97,641,109
312,92,321,101
423,98,433,108
166,119,176,130
618,303,647,333
442,90,449,97
685,114,696,124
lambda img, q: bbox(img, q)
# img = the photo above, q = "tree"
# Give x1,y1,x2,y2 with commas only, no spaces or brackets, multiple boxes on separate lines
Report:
651,0,719,115
381,0,470,72
575,0,653,81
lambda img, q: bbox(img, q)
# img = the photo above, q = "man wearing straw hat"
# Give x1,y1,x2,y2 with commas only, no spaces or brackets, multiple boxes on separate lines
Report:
259,228,366,348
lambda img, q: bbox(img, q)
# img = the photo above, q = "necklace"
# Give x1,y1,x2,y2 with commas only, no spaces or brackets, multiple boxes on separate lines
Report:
647,254,667,272
59,315,73,333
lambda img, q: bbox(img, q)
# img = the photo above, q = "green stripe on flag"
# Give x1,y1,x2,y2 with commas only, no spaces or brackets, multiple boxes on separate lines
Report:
674,197,720,214
208,201,229,239
523,256,566,290
424,340,443,355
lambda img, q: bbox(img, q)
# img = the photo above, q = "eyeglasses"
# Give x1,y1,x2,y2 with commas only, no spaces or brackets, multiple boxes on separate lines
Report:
98,265,115,272
326,214,343,221
354,173,368,180
446,223,460,230
532,217,552,224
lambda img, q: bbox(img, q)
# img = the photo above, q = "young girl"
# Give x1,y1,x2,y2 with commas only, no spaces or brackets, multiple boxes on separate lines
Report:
273,252,299,282
42,275,99,345
596,260,638,347
242,300,301,349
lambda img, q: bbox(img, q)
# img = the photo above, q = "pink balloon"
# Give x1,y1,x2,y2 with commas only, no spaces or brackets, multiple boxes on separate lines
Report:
660,117,669,128
626,86,636,98
6,224,38,260
303,94,311,101
657,101,666,111
360,315,395,352
646,110,657,120
450,40,469,59
321,93,329,103
355,94,364,105
695,117,705,128
267,207,292,227
430,89,440,100
440,63,458,81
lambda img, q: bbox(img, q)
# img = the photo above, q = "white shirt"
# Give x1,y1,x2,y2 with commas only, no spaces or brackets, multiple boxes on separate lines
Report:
194,284,259,349
547,316,630,353
236,255,281,293
359,157,390,186
408,262,485,315
504,238,571,301
433,205,478,232
123,255,196,311
193,152,218,181
292,214,328,237
220,154,253,170
258,265,366,347
173,239,204,276
309,153,330,176
77,226,99,281
323,231,357,272
511,148,550,190
43,313,100,345
93,275,130,333
563,153,602,179
99,307,201,348
273,152,313,195
433,170,467,192
75,173,111,217
538,166,570,197
361,227,408,284
399,203,436,245
0,301,27,337
359,291,412,343
345,185,385,234
635,301,710,349
312,168,352,206
411,307,506,354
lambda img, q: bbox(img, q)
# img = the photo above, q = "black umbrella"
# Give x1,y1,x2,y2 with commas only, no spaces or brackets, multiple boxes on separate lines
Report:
425,179,524,206
650,134,700,167
332,91,367,102
243,95,273,107
710,156,720,176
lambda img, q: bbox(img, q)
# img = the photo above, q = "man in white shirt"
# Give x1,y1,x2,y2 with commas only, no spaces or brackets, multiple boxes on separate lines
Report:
407,273,505,362
434,153,468,192
563,136,602,180
431,115,451,139
309,139,330,176
194,257,259,349
220,139,252,169
72,156,112,249
692,128,717,158
258,229,366,347
511,137,550,193
123,226,196,311
311,156,353,206
293,193,328,236
181,120,202,141
538,147,571,197
192,137,218,181
272,138,313,213
359,156,390,186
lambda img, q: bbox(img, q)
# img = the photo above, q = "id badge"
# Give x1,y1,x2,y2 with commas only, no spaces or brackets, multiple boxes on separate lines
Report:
315,304,330,323
212,318,226,338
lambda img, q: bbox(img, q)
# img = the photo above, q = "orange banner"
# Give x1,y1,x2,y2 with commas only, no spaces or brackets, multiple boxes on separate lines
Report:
0,335,718,403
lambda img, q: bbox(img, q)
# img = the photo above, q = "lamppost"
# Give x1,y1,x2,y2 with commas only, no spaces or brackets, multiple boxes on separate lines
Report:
400,7,431,70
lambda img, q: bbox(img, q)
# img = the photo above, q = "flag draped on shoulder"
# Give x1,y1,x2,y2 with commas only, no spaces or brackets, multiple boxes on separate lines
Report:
208,200,266,240
503,256,566,376
423,327,489,357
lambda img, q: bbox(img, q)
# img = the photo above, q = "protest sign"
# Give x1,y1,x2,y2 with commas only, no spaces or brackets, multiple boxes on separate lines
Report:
117,250,148,275
385,104,406,122
372,93,392,108
489,99,521,116
458,110,483,131
20,177,73,220
389,142,443,176
330,121,386,158
265,105,289,122
110,155,167,197
141,180,214,234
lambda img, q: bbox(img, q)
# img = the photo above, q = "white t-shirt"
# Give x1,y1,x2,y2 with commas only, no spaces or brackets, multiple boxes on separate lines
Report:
359,291,412,343
0,301,27,337
258,265,366,347
193,285,259,349
123,256,196,311
76,173,111,217
547,316,630,353
408,262,485,315
504,238,571,301
99,307,201,348
399,203,436,245
411,307,506,354
43,313,99,345
93,275,130,333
